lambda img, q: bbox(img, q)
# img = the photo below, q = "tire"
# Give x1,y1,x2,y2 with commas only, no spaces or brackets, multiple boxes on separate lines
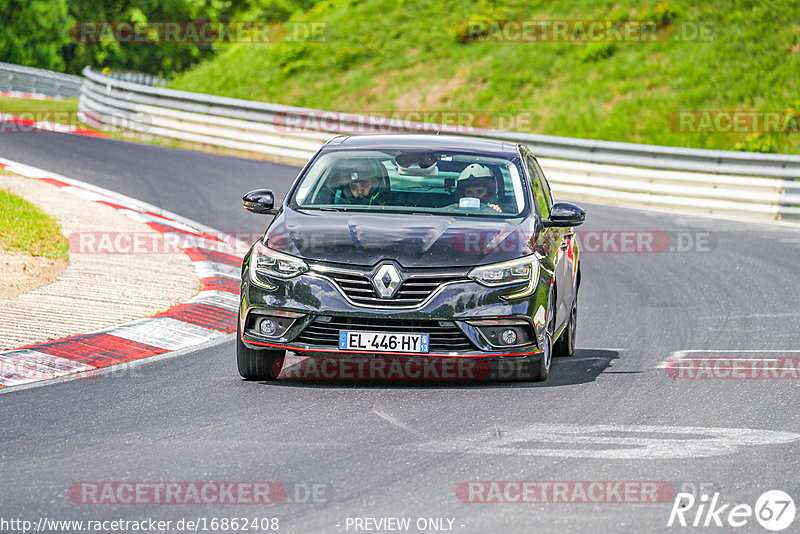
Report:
237,323,284,380
554,295,577,358
528,296,555,382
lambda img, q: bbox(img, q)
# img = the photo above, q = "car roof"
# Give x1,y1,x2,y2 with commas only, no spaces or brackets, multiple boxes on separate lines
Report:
323,134,521,157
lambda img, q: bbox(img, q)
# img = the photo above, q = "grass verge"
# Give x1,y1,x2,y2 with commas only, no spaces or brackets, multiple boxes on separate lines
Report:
170,0,800,154
0,188,69,259
0,96,79,115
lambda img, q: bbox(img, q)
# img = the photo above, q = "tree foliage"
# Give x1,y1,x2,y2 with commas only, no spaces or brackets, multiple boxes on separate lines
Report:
1,0,317,76
62,0,219,75
0,0,71,70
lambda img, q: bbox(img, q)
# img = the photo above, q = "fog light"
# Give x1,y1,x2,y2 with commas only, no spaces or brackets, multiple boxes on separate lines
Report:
258,318,277,336
501,329,517,345
467,319,533,349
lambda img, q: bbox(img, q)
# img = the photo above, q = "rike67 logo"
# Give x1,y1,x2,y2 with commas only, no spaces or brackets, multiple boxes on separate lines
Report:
668,490,795,531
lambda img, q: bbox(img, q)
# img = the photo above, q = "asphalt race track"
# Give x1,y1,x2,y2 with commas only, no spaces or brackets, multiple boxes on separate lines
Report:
2,129,800,533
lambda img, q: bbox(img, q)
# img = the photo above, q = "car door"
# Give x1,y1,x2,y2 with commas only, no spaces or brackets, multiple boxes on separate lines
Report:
533,157,577,329
523,153,564,330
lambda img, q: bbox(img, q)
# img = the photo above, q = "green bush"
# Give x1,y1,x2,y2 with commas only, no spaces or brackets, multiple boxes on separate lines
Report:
580,42,617,62
0,0,71,71
638,2,679,27
735,133,780,153
452,15,497,44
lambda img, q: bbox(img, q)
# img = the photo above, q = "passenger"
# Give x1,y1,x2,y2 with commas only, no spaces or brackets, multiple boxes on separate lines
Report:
456,164,502,213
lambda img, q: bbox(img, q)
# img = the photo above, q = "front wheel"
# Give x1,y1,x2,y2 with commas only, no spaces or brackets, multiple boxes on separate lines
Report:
554,296,577,357
237,323,284,380
530,330,552,382
526,297,555,382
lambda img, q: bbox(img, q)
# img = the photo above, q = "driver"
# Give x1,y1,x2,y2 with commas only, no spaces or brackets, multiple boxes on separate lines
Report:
456,163,502,213
337,160,385,206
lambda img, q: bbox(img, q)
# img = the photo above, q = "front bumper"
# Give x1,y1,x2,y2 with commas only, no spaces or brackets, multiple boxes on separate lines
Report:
273,351,544,381
240,266,550,359
242,334,544,359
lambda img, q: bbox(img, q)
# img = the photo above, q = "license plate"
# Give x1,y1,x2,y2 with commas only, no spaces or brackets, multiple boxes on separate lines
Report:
338,331,430,353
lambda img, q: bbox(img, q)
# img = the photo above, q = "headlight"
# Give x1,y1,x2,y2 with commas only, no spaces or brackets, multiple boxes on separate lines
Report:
468,255,537,287
249,241,308,286
468,255,540,299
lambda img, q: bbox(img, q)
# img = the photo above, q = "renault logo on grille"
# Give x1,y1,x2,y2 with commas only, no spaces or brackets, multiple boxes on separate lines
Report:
372,263,402,299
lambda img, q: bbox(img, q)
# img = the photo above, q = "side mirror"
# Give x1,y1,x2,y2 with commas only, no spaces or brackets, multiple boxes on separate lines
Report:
543,202,585,228
243,189,277,215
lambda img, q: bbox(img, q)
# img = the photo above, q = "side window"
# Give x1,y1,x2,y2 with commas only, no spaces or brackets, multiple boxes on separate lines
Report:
525,155,550,220
532,159,554,208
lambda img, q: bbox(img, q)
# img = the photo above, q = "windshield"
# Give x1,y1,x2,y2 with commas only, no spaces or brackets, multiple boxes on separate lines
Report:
290,149,527,218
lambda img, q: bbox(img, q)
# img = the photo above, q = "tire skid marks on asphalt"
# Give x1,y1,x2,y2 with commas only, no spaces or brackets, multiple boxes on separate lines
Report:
0,349,96,386
0,156,245,391
410,424,800,460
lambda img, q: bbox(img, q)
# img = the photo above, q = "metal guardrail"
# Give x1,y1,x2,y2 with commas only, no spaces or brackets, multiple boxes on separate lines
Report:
80,67,800,177
78,67,800,222
3,61,795,221
107,71,166,87
59,66,800,221
0,62,82,99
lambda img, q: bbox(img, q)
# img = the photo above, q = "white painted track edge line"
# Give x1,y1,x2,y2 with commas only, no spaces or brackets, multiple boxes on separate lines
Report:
0,156,249,245
0,156,245,393
0,332,235,395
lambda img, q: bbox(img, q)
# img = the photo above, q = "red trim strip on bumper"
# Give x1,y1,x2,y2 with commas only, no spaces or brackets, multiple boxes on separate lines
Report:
242,336,543,358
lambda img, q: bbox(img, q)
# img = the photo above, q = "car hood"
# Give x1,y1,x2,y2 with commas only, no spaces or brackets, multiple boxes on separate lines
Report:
264,208,537,267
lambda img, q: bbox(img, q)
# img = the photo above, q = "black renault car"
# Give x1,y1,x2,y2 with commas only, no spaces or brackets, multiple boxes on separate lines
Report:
238,134,584,382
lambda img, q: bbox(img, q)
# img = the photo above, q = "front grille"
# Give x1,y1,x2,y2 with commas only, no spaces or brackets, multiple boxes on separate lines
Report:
294,316,476,352
321,269,465,308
